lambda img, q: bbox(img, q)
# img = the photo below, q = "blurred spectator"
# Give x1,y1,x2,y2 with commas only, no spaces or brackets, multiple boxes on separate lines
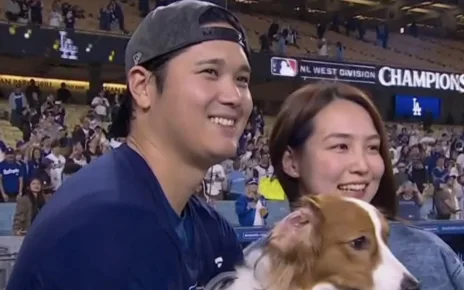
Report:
8,85,28,128
253,152,273,182
12,177,46,236
0,148,24,202
394,162,409,189
205,163,226,201
434,176,461,220
138,0,150,17
226,158,246,200
318,38,328,57
397,180,424,221
72,118,94,150
235,178,268,226
91,90,110,121
30,0,43,25
376,22,389,49
17,0,29,23
49,3,63,27
99,7,111,31
275,29,288,55
432,156,448,184
5,0,20,22
64,10,75,29
56,83,72,103
267,20,279,40
27,147,43,181
317,23,326,39
259,34,271,53
25,80,41,107
335,42,344,61
108,0,127,33
45,140,65,191
41,136,52,156
35,159,53,194
68,142,88,167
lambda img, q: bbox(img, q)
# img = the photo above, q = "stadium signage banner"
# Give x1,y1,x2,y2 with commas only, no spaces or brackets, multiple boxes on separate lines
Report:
377,66,464,92
298,59,377,84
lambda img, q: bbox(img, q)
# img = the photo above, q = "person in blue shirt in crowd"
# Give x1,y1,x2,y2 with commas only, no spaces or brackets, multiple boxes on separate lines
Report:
7,1,252,289
396,180,423,221
14,150,28,180
235,178,268,226
241,83,464,290
432,156,448,183
226,158,247,200
0,148,24,202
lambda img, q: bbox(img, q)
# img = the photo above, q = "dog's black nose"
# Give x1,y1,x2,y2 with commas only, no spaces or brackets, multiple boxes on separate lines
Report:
401,274,420,290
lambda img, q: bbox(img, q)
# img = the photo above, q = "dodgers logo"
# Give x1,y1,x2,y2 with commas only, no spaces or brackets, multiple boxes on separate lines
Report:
59,31,78,60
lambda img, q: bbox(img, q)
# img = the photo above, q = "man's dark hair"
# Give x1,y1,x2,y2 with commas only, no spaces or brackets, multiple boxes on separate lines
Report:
111,7,243,138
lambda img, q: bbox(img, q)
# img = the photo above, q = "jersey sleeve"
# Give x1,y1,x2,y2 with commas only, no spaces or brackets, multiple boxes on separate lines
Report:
21,202,185,290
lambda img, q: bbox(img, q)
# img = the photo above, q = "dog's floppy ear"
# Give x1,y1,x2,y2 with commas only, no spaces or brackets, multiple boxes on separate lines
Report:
268,196,322,257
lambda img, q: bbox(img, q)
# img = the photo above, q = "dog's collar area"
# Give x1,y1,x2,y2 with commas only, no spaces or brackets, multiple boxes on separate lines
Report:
203,271,238,290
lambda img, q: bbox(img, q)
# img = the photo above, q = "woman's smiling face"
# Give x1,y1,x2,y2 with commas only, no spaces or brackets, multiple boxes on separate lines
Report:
291,99,385,203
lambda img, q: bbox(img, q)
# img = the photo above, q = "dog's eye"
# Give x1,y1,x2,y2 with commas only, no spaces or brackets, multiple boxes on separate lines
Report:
350,236,369,250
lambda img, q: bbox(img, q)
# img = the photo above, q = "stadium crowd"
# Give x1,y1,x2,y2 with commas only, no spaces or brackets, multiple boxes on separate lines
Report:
2,77,464,236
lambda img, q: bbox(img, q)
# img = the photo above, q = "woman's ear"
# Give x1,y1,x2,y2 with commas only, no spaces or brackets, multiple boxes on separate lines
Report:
282,147,300,179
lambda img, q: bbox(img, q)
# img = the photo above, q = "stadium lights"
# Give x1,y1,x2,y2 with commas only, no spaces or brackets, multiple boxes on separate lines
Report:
8,26,16,35
53,39,60,50
23,29,32,39
108,50,115,62
86,44,93,53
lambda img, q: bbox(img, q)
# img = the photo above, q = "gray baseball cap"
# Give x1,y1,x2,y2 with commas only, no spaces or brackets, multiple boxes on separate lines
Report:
124,0,250,75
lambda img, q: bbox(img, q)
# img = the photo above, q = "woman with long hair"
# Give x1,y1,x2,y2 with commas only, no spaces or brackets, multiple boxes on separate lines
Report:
244,83,464,289
12,177,46,236
27,147,42,180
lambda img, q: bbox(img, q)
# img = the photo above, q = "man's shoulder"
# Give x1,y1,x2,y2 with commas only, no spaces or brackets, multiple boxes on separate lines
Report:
10,203,184,290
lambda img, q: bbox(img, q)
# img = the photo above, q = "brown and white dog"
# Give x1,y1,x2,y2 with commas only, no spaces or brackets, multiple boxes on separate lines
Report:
226,195,420,290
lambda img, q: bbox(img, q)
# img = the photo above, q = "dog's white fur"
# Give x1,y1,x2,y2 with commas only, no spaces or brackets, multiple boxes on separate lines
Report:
224,197,418,290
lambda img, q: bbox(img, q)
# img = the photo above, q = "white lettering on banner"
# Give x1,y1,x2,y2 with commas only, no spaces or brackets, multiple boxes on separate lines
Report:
378,66,464,92
59,31,78,60
298,60,377,84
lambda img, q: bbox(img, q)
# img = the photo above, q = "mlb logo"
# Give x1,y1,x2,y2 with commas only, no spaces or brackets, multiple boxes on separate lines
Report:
270,57,298,77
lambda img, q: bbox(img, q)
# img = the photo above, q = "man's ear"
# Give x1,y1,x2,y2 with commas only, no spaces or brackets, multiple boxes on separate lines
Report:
127,66,152,110
268,197,322,257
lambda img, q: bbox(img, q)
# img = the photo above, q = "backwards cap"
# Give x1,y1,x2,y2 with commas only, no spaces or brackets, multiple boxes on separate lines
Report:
124,0,250,75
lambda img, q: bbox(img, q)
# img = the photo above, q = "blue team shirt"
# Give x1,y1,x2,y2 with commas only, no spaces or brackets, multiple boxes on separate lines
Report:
0,161,23,194
7,145,243,290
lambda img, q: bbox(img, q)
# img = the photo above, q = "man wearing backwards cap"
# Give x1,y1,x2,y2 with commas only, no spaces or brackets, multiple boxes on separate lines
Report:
8,1,252,289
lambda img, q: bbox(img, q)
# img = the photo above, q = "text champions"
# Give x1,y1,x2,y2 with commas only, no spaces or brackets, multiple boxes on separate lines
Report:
378,66,464,92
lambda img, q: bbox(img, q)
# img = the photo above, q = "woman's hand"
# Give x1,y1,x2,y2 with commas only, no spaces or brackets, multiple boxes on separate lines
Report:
15,230,27,236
